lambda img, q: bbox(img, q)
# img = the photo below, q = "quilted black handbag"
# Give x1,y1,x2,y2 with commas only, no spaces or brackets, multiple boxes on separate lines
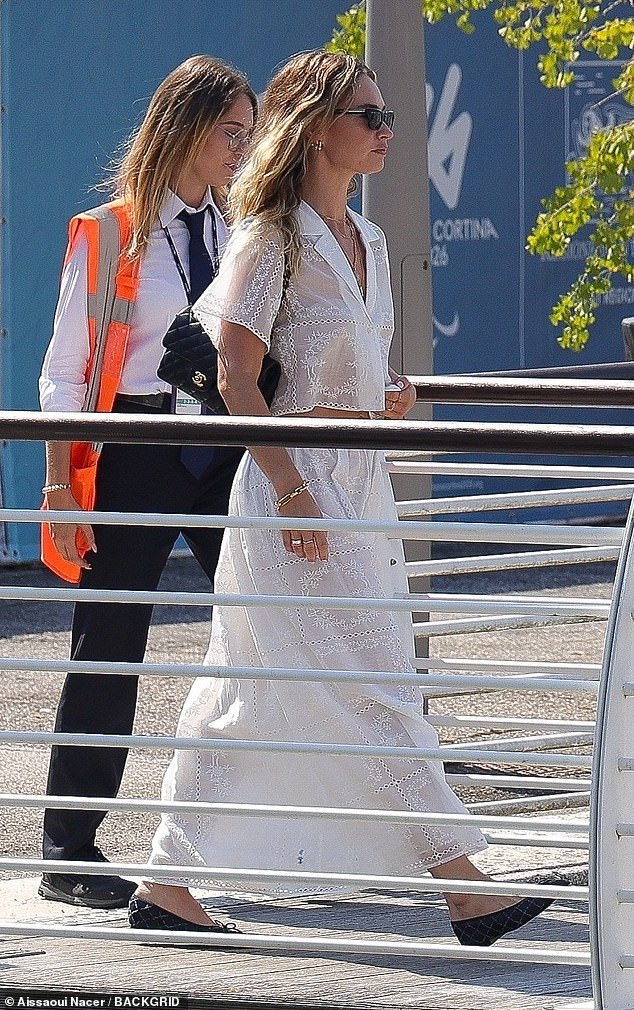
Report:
157,305,281,415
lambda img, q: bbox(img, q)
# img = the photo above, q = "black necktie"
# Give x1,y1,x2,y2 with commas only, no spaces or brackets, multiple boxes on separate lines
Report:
178,208,217,479
178,208,215,301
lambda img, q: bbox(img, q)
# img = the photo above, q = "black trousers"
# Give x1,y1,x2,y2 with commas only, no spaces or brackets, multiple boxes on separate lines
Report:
43,400,243,861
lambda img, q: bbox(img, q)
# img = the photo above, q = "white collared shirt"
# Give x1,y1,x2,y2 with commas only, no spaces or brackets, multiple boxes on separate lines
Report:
39,188,229,411
193,200,395,415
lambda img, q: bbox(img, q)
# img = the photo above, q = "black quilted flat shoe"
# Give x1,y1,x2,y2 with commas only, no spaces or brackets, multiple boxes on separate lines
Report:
451,874,570,947
128,895,241,934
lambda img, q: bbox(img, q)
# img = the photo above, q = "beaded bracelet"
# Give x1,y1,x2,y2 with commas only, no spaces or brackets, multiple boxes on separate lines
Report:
41,482,72,495
274,480,311,511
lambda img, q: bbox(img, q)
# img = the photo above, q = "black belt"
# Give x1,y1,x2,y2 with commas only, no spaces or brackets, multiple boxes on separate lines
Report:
115,393,170,409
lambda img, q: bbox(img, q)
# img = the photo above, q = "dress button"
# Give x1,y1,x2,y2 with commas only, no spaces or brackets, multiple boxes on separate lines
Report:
390,558,397,566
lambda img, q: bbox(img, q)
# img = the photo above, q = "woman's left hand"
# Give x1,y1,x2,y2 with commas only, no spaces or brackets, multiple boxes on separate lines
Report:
383,376,417,419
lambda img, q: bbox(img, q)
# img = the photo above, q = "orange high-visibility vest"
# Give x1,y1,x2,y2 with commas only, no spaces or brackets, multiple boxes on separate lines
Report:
41,199,142,583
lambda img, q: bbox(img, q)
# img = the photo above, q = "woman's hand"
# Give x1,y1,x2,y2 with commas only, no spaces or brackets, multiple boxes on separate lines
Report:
383,376,417,419
278,490,329,563
46,488,96,570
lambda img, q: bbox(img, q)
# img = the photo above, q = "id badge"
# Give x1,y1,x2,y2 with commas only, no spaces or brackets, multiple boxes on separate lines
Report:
172,389,203,415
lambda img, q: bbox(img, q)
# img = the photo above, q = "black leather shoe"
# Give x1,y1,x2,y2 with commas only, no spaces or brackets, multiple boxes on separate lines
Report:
128,895,241,933
38,847,136,909
451,874,570,946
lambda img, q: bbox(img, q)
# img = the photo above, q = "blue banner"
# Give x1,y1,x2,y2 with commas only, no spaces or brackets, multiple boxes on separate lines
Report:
424,18,634,373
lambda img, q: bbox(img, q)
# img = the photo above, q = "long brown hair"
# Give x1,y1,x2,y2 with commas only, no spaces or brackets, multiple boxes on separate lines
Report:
109,55,256,259
229,50,373,275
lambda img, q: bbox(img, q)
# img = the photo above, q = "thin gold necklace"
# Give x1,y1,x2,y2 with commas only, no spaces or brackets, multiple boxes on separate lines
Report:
322,212,348,228
322,213,365,294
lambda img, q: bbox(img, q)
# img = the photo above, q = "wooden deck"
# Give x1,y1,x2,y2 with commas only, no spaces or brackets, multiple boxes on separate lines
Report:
0,885,591,1009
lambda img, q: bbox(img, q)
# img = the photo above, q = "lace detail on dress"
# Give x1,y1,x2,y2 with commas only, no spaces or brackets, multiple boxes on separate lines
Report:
193,214,395,415
193,222,285,349
148,449,486,894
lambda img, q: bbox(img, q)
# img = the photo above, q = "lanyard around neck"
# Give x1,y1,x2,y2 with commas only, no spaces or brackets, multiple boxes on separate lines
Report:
162,206,219,304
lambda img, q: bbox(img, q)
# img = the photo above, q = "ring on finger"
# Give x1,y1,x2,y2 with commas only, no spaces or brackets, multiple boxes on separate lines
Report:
291,538,303,546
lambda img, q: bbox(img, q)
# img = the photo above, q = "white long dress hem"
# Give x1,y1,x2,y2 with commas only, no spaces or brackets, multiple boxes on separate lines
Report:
148,448,486,895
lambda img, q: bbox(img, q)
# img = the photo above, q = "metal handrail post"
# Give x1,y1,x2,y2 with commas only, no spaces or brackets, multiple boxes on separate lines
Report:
590,493,634,1007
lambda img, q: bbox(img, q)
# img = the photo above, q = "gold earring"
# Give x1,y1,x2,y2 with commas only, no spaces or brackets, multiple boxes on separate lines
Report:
311,140,324,151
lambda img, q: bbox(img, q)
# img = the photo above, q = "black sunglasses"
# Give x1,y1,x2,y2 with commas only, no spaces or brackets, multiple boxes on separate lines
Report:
336,107,395,131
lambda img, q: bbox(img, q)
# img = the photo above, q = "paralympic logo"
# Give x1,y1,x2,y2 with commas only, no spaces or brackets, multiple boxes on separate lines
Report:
427,63,472,341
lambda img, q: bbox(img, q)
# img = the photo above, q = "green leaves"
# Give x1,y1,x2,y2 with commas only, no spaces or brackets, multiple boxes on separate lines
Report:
327,1,634,349
586,19,634,60
325,3,366,57
528,122,634,348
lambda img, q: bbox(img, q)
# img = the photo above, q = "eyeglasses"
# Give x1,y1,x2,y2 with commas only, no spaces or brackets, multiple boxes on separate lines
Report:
336,108,395,131
220,127,253,152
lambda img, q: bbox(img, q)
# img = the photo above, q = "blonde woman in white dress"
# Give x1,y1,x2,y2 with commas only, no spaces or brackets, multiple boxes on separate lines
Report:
129,50,561,946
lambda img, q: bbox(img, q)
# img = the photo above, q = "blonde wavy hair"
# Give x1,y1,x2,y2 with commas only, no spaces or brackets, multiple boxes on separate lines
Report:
228,50,374,275
108,55,256,259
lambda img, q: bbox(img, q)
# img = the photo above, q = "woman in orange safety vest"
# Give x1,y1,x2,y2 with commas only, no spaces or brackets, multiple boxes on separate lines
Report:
37,55,256,911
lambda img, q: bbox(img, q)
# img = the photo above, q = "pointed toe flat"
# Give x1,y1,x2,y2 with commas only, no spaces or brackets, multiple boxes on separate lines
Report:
451,874,570,946
128,895,241,934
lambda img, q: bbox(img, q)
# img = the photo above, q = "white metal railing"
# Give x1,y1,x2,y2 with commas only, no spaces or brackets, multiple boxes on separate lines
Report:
590,491,634,1009
387,459,634,482
0,919,590,965
397,484,634,517
406,548,620,578
0,489,597,969
0,406,628,1003
4,503,625,544
0,727,595,768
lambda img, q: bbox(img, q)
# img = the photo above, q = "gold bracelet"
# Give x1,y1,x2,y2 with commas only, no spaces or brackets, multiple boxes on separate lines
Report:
41,482,72,495
274,480,311,511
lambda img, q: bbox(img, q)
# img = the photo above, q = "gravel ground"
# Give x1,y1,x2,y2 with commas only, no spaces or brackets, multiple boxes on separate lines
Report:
0,552,613,875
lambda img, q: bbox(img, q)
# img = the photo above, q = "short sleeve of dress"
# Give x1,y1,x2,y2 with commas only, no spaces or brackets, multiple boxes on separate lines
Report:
193,221,284,351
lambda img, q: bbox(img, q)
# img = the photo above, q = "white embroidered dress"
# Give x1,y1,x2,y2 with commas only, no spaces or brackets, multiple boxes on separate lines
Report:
148,202,486,891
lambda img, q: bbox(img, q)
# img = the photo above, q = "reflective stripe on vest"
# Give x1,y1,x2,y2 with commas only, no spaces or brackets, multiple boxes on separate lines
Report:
69,200,140,414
